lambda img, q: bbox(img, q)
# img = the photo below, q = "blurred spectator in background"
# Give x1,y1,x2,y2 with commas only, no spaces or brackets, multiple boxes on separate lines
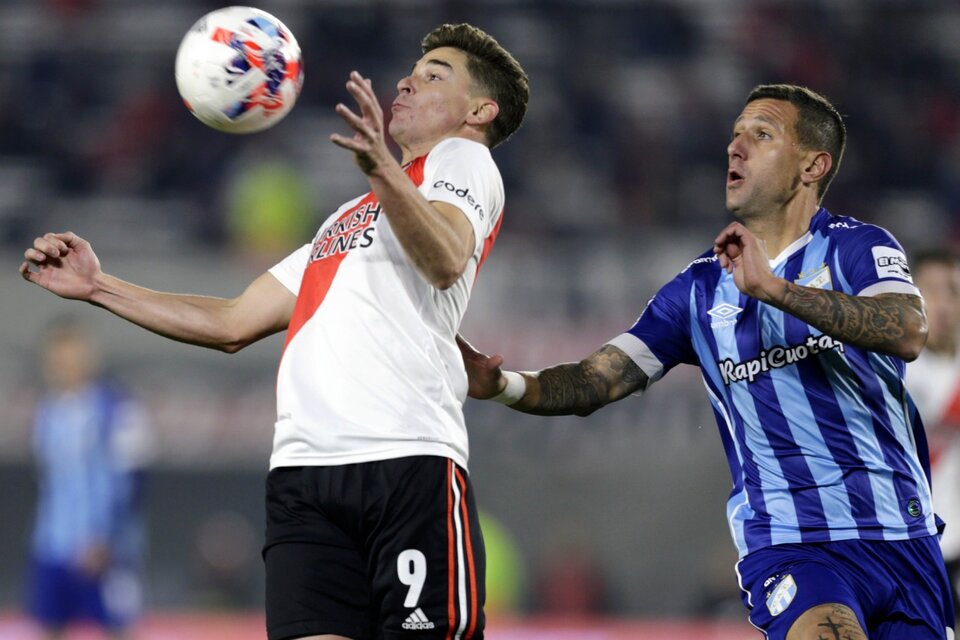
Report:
26,317,152,640
477,510,525,618
224,156,315,267
906,249,960,616
532,537,610,617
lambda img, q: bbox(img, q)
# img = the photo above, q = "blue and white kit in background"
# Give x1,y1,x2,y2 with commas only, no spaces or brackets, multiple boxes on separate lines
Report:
29,380,152,627
609,208,938,556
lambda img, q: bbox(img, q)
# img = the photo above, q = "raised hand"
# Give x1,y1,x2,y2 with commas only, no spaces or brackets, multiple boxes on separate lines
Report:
19,231,102,301
330,71,392,175
713,221,781,303
456,334,507,399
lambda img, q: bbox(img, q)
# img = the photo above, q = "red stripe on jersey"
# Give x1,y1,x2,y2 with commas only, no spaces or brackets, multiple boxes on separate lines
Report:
446,462,456,640
941,384,960,430
405,154,426,186
476,208,504,275
456,467,479,639
282,155,428,352
282,191,377,351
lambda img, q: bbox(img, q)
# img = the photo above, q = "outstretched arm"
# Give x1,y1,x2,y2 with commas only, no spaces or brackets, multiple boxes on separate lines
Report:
458,336,648,416
713,222,927,361
20,231,295,353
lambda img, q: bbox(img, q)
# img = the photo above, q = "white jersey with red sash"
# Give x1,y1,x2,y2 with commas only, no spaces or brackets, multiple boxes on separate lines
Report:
268,137,503,470
907,347,960,561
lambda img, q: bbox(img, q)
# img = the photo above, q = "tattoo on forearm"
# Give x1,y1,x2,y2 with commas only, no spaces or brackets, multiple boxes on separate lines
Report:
779,286,924,355
532,345,645,416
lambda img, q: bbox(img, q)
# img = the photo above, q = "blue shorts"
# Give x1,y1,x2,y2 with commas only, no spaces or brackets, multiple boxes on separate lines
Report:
26,557,140,631
736,536,955,640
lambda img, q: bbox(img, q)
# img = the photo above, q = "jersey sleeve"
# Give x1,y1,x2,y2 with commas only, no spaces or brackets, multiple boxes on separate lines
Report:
835,224,920,297
421,138,504,255
606,272,697,390
268,243,312,295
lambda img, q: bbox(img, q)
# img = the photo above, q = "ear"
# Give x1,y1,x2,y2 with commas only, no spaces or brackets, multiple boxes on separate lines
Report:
466,99,499,127
801,151,832,188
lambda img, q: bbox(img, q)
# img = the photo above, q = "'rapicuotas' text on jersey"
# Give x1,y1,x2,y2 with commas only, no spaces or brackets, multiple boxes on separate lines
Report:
609,209,938,558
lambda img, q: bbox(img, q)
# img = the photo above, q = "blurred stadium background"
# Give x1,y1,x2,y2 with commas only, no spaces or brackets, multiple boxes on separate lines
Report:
0,0,958,637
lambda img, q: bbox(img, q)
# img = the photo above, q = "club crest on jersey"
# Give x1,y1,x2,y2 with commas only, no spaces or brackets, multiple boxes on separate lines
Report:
794,263,832,290
765,574,797,617
708,302,743,328
872,246,913,282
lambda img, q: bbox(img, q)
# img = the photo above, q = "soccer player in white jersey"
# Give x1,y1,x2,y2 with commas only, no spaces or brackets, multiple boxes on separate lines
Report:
19,23,529,640
460,85,955,639
907,249,960,618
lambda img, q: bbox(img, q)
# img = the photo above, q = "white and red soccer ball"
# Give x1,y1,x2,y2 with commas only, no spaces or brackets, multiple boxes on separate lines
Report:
175,6,303,134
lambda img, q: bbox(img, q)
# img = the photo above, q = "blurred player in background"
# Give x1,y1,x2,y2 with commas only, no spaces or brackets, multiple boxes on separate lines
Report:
460,84,955,639
907,249,960,616
19,23,528,640
27,317,152,640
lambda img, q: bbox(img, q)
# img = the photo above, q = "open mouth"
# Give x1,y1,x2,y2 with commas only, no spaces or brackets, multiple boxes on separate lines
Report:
727,170,744,187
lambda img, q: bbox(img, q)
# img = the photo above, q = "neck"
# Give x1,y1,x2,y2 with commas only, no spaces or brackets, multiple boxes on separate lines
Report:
397,128,486,165
742,200,820,260
398,141,430,166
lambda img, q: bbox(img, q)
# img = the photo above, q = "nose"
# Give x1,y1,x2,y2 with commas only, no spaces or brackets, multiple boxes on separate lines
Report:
727,136,745,160
396,75,413,94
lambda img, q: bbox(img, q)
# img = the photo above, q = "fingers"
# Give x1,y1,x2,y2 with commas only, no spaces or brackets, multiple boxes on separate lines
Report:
329,132,363,153
713,221,745,247
333,102,367,136
18,260,44,286
346,71,381,118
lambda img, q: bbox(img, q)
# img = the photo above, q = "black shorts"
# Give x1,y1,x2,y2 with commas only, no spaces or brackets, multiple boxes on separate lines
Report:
263,456,485,640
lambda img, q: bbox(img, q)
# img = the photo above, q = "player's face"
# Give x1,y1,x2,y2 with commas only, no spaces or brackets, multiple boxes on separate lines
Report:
43,334,97,392
726,99,808,219
915,262,960,353
389,47,479,149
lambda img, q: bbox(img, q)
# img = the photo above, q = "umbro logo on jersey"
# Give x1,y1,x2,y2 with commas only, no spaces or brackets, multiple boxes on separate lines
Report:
402,608,435,631
707,302,743,328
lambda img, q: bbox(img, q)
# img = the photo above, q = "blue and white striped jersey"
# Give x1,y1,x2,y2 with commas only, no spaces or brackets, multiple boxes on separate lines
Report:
609,208,939,558
31,380,151,566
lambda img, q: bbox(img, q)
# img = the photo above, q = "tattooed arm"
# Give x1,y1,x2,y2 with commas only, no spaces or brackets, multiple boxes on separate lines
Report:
457,337,648,416
714,222,928,361
772,286,926,361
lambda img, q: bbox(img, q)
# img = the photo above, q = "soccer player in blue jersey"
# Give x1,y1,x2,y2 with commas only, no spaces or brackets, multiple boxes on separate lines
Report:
27,318,152,640
459,84,956,639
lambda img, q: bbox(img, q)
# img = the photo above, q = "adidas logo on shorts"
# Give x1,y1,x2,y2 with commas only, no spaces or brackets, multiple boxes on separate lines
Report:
402,607,435,630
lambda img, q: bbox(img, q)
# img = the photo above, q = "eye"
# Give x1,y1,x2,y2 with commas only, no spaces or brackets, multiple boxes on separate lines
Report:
428,72,442,81
757,130,771,139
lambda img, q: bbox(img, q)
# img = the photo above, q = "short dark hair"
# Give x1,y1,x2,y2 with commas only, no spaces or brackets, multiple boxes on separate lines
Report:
746,84,846,202
421,23,529,149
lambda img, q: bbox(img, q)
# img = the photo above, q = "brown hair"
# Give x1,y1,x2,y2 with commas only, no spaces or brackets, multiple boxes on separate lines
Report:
422,23,529,148
746,84,846,202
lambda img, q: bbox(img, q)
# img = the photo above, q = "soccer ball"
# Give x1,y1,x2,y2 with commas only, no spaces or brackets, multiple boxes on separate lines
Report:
175,6,303,134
